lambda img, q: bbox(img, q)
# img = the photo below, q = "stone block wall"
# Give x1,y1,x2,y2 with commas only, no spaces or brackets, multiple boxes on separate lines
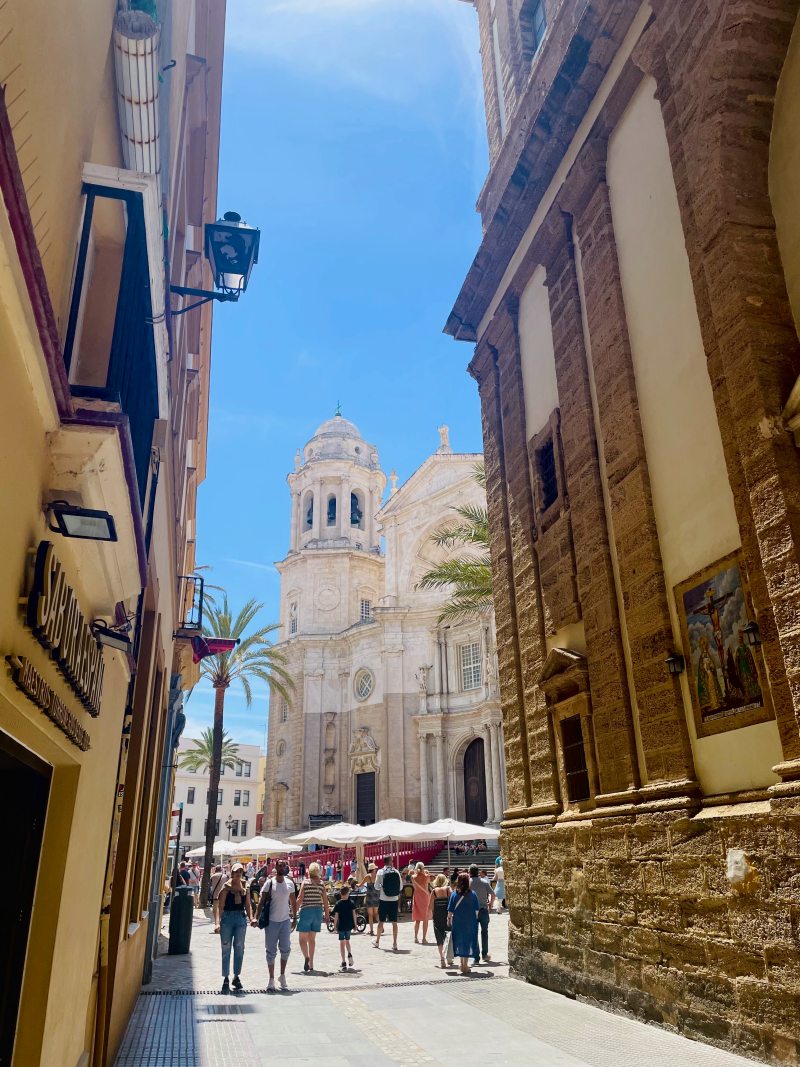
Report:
504,807,800,1063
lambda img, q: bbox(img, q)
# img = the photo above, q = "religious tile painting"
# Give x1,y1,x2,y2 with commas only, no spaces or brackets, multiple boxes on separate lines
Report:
675,552,773,737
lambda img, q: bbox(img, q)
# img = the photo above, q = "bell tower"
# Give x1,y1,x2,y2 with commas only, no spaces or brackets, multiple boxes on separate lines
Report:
276,411,387,639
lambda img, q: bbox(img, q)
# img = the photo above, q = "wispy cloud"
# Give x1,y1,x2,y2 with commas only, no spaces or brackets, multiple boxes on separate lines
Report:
223,557,279,574
226,0,482,110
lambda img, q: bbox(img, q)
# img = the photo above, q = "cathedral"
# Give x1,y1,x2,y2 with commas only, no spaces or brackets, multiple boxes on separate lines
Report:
262,412,506,833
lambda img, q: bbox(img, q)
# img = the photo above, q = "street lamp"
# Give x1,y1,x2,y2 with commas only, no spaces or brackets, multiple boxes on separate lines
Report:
170,211,260,315
225,815,235,840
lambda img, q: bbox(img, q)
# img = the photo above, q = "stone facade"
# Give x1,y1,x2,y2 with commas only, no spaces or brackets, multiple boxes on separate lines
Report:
263,415,506,833
448,0,800,1061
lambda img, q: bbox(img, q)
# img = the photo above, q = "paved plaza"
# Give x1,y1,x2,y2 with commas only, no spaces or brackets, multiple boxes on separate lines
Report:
114,909,766,1067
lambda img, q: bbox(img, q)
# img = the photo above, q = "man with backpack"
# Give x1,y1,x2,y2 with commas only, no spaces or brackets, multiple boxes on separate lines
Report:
373,855,402,951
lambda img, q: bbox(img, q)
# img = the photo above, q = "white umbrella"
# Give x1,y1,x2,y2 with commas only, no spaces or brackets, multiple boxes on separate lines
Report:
233,835,301,855
287,822,371,847
358,818,442,843
184,839,239,858
422,818,500,867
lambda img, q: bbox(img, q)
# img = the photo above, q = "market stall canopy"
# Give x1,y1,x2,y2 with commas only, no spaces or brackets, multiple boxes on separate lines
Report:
233,835,301,855
184,839,239,858
422,818,500,841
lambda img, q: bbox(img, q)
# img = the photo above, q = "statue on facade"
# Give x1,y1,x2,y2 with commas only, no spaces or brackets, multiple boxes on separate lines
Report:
349,726,380,775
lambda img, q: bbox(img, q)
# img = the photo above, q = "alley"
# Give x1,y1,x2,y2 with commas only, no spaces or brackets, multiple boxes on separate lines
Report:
115,913,764,1067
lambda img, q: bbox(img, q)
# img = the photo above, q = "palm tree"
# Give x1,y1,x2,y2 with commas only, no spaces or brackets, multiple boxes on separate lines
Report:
417,463,493,623
196,596,293,903
179,726,239,774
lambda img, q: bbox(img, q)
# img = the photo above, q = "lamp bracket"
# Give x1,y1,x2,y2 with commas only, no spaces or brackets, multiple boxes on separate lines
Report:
169,285,239,316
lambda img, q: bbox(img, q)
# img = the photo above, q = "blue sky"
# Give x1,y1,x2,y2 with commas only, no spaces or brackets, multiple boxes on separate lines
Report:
186,0,487,748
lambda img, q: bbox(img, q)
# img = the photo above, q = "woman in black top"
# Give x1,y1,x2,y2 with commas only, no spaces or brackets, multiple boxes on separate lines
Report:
214,862,256,992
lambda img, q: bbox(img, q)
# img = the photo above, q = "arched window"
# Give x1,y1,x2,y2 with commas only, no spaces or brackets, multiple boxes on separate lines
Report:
350,491,364,530
304,492,314,530
276,740,286,757
327,494,337,526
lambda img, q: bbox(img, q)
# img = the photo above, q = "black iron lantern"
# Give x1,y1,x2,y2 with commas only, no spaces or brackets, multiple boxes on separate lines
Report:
742,621,762,648
170,211,260,314
204,211,260,297
665,651,685,676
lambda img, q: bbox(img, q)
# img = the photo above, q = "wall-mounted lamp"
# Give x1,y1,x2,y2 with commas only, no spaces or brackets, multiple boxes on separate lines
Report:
665,651,685,676
170,211,260,316
91,619,133,654
742,621,762,648
46,501,117,542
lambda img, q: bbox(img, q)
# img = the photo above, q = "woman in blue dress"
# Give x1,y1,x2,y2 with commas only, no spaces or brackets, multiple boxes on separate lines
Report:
447,872,480,975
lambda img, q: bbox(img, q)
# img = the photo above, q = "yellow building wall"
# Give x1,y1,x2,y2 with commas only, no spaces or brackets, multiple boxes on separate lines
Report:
771,12,800,336
0,0,122,329
607,77,783,795
0,217,131,1067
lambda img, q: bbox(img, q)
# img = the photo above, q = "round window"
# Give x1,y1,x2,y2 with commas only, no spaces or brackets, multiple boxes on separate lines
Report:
354,669,374,701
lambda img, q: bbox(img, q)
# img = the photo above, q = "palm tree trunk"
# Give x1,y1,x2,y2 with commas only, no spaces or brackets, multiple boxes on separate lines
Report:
200,683,227,904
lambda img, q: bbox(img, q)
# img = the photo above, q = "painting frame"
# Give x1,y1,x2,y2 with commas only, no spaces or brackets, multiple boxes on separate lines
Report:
674,550,774,738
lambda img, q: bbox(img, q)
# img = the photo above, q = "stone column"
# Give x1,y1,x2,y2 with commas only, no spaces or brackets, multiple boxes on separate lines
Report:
481,724,495,823
289,491,299,551
419,735,429,822
435,732,446,818
490,721,504,823
340,477,350,539
311,482,322,540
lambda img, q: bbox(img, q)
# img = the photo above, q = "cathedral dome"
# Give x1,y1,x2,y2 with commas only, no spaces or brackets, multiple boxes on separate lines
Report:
302,412,379,469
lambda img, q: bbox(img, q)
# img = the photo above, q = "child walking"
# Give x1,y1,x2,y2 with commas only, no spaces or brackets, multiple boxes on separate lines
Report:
332,885,356,971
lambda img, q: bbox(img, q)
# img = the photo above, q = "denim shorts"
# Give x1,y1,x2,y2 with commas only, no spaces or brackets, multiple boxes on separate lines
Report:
296,906,324,932
338,930,352,941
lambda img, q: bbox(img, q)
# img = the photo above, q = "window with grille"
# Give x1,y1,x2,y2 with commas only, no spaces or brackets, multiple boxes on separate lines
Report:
184,818,192,836
520,0,547,62
234,789,241,806
360,599,372,621
187,787,195,804
560,715,591,803
241,820,248,836
289,603,298,635
281,702,289,723
243,790,250,806
355,669,374,701
460,642,482,691
536,437,558,511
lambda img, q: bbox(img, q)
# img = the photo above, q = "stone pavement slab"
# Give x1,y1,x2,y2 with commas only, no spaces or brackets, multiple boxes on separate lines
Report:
116,912,767,1067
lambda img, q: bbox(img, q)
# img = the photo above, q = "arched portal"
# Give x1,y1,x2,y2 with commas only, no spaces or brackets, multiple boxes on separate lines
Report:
463,737,487,825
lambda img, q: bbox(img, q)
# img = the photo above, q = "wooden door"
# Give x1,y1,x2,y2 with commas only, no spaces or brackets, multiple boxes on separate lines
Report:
463,738,487,825
355,771,376,826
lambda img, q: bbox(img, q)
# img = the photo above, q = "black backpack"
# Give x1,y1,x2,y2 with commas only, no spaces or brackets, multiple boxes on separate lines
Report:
381,867,401,897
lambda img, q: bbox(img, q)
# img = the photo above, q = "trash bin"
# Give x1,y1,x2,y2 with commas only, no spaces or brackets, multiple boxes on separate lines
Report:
168,885,194,955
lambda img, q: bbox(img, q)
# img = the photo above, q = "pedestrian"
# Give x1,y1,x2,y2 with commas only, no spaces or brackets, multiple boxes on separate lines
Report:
412,862,431,944
332,884,357,971
296,862,330,972
257,858,297,992
428,874,450,969
214,862,257,992
447,872,480,976
209,864,226,907
493,863,506,911
298,859,306,878
186,863,200,907
450,867,460,889
373,855,402,951
325,860,334,881
177,860,191,885
361,862,380,936
469,863,492,963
